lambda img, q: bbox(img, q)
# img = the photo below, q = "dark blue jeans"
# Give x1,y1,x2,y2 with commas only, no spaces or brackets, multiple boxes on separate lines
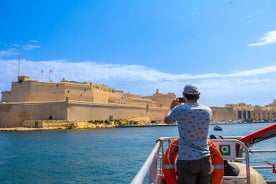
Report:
176,156,212,184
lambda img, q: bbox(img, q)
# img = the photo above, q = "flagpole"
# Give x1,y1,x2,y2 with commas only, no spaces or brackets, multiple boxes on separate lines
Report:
49,69,53,81
41,69,44,80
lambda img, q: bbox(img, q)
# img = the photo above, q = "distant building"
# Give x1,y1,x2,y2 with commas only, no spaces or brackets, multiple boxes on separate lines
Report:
218,102,276,122
143,89,176,108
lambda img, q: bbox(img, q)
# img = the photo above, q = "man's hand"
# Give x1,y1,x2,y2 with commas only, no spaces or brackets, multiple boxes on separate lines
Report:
170,99,180,110
164,99,181,124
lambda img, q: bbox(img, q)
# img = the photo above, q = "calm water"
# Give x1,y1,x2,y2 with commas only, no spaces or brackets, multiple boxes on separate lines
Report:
0,123,275,183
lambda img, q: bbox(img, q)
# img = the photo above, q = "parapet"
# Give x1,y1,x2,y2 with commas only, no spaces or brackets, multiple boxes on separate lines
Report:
17,76,30,83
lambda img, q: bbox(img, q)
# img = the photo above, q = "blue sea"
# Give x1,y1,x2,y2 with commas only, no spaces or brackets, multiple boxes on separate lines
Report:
0,123,275,183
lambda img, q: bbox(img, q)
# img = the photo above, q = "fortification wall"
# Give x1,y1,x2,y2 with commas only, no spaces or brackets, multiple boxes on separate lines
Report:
67,101,147,121
2,81,97,103
92,87,122,103
0,100,154,128
2,81,32,102
64,83,93,102
147,107,168,121
29,82,66,101
2,81,66,102
127,97,152,106
0,102,67,128
1,76,159,114
144,90,176,107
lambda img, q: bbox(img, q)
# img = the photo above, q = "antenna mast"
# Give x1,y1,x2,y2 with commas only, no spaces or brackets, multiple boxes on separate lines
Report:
18,59,21,77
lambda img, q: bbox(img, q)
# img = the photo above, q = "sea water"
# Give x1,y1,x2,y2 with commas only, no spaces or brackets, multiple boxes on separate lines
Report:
0,123,275,183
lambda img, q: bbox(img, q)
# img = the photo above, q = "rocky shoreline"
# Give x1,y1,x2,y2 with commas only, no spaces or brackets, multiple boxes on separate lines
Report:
0,123,176,131
0,120,269,131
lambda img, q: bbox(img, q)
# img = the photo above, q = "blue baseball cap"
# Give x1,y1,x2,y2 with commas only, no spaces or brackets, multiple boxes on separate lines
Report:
183,84,200,95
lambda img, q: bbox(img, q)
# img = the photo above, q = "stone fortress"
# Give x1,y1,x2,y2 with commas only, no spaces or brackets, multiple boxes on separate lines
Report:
0,76,275,129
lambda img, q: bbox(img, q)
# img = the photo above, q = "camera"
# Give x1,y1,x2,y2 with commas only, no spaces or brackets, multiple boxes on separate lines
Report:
178,97,185,103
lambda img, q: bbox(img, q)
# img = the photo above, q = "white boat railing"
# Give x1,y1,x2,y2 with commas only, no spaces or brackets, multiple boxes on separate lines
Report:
130,139,162,184
212,139,251,183
131,137,276,184
130,137,171,184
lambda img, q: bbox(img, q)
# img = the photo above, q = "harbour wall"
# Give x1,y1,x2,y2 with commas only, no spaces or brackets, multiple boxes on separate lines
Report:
0,99,168,128
0,101,67,127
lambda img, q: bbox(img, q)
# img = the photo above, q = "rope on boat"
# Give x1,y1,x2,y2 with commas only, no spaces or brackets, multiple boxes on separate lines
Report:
249,150,276,173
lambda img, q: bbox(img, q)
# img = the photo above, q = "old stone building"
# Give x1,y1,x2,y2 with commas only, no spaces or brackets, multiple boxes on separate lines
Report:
0,76,275,128
211,102,276,123
225,102,276,122
0,76,174,127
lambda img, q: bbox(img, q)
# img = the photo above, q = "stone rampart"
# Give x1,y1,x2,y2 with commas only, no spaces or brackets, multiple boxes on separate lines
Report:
0,101,67,128
67,100,148,121
0,100,162,128
147,107,168,121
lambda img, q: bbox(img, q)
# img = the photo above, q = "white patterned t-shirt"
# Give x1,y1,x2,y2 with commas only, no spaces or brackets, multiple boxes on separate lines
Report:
168,103,212,160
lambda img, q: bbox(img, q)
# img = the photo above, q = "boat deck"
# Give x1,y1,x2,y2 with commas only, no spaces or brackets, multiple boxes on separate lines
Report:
131,136,276,184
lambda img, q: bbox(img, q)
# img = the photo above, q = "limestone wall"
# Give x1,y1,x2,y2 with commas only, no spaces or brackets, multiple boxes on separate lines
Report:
144,89,176,107
92,85,122,103
0,99,153,127
2,80,96,103
2,81,32,102
22,120,71,128
63,82,93,102
67,100,147,121
0,102,67,128
211,107,237,122
147,107,168,121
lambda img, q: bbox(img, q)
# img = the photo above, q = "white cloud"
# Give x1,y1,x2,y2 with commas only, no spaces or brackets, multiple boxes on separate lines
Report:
0,49,18,57
0,59,276,107
22,44,41,51
248,30,276,46
0,41,41,58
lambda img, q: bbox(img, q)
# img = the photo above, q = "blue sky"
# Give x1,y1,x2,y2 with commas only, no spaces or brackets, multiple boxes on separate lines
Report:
1,0,276,107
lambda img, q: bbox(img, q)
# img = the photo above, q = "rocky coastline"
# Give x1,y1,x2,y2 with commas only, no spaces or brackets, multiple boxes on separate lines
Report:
0,119,269,131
